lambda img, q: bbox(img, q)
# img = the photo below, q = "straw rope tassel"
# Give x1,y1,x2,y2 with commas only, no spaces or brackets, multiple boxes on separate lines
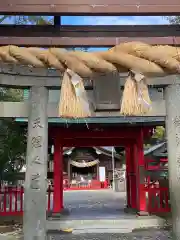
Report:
120,71,152,116
138,78,152,114
58,69,91,118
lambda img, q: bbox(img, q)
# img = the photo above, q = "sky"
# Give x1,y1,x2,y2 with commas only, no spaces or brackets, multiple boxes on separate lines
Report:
61,16,169,51
1,15,169,25
61,16,169,25
1,15,170,51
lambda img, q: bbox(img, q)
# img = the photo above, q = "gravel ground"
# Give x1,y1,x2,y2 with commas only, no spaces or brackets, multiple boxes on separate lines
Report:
0,224,22,239
0,225,173,239
47,229,172,240
62,190,128,219
0,228,172,240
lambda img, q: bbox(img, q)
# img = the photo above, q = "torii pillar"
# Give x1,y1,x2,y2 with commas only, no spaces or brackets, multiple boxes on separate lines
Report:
125,143,138,211
53,136,64,215
125,145,131,208
23,86,48,240
165,84,180,239
135,129,147,215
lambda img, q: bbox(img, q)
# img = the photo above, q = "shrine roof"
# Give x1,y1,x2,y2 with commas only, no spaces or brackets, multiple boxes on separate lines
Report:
63,144,165,158
63,146,121,159
144,142,166,156
144,141,167,159
15,116,165,126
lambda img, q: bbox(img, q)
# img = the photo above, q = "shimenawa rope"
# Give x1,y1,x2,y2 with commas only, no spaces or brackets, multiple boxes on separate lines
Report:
0,41,180,116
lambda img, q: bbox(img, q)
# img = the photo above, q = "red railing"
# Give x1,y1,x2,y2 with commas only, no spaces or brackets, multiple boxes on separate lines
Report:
0,186,53,216
0,186,24,216
0,181,108,216
144,157,170,213
144,184,170,213
63,180,109,191
145,158,168,171
0,181,170,216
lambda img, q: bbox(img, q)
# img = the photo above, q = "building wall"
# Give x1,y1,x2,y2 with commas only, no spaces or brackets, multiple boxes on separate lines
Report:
98,154,122,181
47,152,123,182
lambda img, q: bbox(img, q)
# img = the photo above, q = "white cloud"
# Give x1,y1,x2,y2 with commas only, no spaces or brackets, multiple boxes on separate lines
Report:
81,16,169,25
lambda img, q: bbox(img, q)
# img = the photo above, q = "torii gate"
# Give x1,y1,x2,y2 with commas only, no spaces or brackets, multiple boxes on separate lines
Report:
0,63,179,239
0,1,180,240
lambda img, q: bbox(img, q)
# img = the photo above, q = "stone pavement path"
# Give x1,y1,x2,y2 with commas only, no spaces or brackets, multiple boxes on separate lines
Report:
63,190,128,220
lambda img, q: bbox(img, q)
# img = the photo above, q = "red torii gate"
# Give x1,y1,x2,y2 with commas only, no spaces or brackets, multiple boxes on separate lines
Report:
50,126,152,215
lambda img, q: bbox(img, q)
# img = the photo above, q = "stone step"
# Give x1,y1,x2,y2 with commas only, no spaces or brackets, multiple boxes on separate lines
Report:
47,216,170,233
72,228,132,234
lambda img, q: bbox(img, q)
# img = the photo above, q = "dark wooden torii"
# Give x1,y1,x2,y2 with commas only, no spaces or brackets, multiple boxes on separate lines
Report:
0,24,179,46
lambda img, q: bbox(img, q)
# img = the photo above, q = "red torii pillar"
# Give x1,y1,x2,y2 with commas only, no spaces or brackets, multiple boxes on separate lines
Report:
53,137,63,214
135,128,147,215
125,145,131,208
125,143,138,210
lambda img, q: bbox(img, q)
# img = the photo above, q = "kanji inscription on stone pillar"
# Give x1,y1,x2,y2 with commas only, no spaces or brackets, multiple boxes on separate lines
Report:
165,84,180,240
23,86,48,240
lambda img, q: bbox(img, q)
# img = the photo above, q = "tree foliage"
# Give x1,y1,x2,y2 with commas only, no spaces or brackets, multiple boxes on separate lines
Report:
0,88,27,183
0,119,27,183
152,126,165,141
0,15,53,25
0,16,9,24
166,16,180,25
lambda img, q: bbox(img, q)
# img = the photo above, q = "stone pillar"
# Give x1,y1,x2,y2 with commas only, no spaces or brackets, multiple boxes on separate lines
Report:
53,138,63,215
165,84,180,239
23,86,48,240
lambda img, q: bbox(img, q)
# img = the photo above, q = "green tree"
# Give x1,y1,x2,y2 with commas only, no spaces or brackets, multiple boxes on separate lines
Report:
0,16,9,24
0,15,53,25
152,126,165,141
0,88,27,184
166,16,180,24
0,119,27,183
